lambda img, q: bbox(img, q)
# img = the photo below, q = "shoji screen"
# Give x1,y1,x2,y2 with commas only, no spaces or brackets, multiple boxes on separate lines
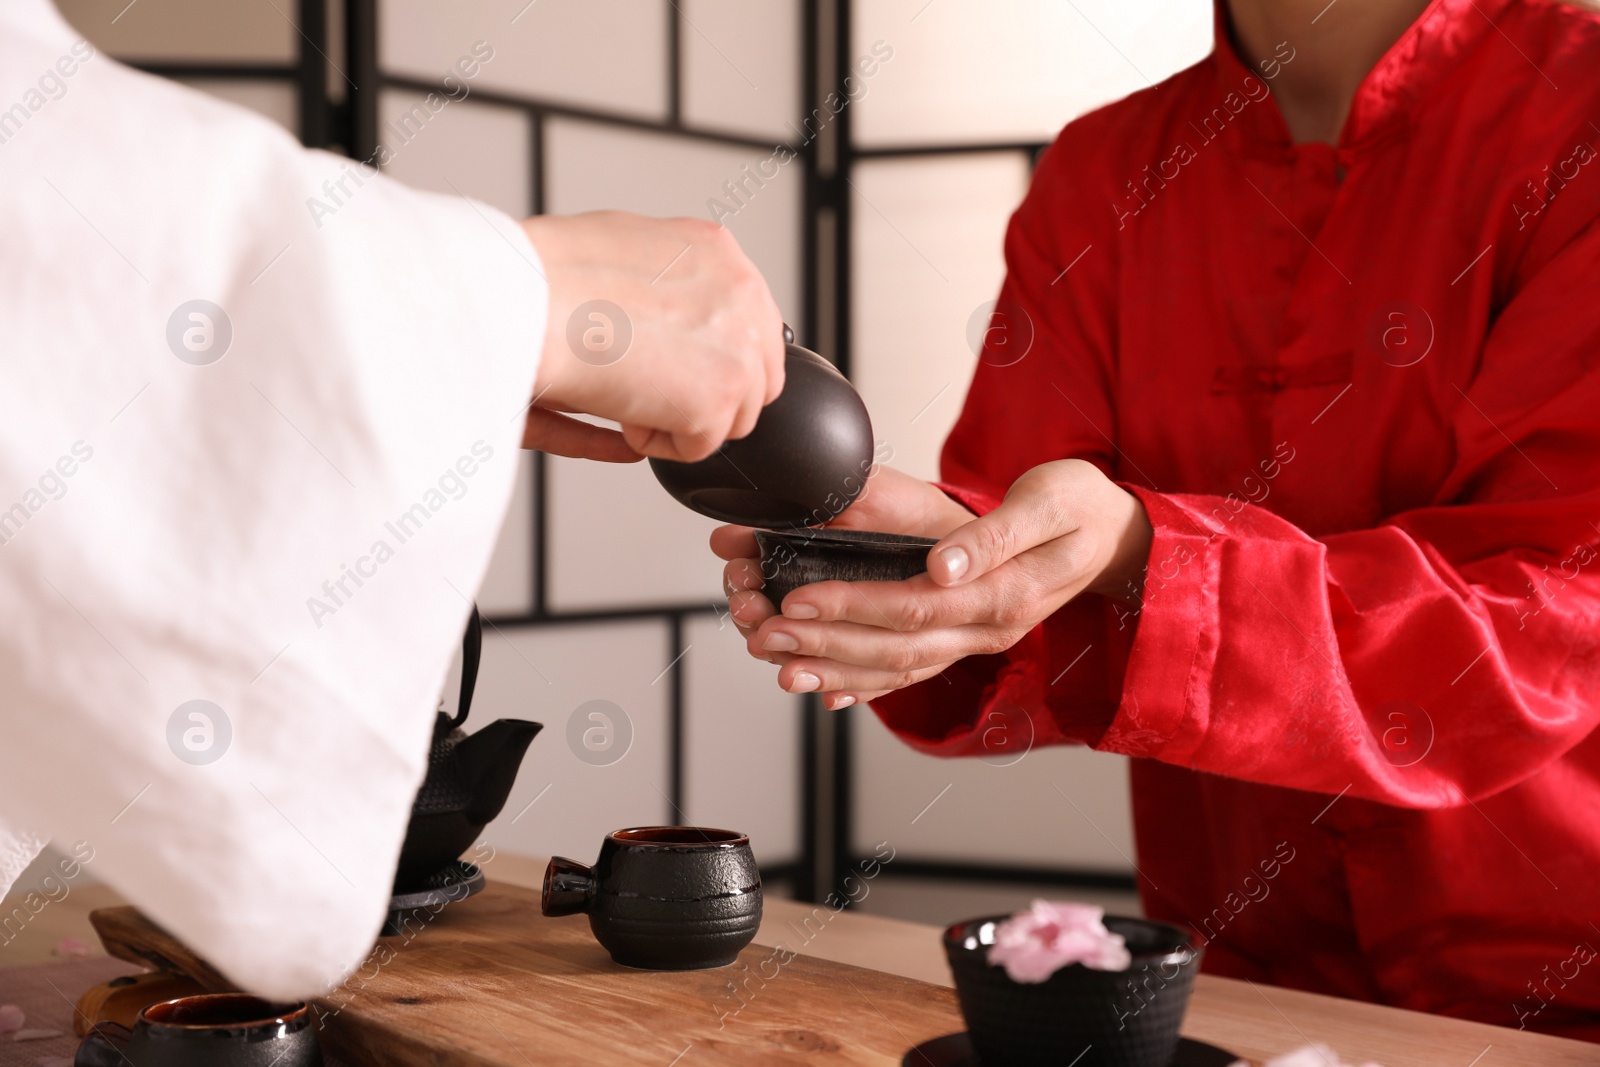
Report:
56,0,311,138
373,0,808,873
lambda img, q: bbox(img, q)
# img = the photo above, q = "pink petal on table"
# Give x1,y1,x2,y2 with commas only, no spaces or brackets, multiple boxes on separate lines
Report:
0,1005,23,1033
1250,1047,1387,1067
13,1029,64,1041
54,938,93,958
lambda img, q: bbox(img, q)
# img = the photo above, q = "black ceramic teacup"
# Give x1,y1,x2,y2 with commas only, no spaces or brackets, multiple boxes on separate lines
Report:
754,527,940,609
75,994,321,1067
542,826,762,970
943,915,1200,1067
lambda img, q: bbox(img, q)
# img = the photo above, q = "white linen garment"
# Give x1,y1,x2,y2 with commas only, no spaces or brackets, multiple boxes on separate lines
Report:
0,1,544,996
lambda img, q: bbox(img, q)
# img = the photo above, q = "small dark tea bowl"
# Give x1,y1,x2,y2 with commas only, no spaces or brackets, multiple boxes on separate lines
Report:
943,915,1200,1067
75,994,321,1067
754,527,940,609
542,826,762,970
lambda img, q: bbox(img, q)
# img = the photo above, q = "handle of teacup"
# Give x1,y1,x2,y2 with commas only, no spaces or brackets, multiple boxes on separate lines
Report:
75,1022,132,1067
452,603,482,728
541,856,597,917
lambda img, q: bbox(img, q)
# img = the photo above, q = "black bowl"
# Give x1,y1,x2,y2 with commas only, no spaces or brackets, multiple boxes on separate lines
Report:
753,527,940,609
943,915,1201,1067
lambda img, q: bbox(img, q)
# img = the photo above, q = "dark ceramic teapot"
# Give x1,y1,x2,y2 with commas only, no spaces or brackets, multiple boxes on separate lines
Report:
649,325,875,528
394,606,542,888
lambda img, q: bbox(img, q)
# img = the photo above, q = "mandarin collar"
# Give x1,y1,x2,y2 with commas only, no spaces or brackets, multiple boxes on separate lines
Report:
1210,0,1517,154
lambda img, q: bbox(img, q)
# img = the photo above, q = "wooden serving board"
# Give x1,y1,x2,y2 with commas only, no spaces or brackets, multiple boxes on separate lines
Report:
90,881,964,1066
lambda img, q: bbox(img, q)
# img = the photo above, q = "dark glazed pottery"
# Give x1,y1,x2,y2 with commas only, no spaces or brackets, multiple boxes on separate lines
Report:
75,994,322,1067
900,1034,1239,1067
396,605,543,888
542,826,762,970
649,326,876,528
754,527,940,609
943,915,1201,1067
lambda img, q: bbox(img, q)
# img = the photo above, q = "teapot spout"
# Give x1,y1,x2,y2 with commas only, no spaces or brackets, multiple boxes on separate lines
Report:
457,719,543,825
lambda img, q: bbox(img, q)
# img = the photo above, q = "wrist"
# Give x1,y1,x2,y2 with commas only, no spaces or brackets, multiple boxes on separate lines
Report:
1088,487,1152,601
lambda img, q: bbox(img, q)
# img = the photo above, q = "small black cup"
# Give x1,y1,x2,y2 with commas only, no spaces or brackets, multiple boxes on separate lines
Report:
542,826,762,970
943,915,1200,1067
754,527,940,609
75,994,322,1067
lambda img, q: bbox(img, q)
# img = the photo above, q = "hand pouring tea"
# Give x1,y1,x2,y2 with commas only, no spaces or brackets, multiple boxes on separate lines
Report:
649,325,876,528
650,327,938,602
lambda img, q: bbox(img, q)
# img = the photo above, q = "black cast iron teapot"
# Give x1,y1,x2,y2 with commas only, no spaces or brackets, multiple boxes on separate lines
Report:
395,606,542,887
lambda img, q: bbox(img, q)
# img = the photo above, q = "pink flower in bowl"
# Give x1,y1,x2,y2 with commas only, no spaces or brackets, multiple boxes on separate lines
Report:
986,900,1132,982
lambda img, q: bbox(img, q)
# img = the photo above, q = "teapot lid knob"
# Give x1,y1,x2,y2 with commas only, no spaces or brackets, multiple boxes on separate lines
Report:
782,322,794,345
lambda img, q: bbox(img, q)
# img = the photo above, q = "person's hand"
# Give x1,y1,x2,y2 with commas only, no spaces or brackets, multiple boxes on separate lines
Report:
519,211,785,463
714,463,976,637
716,459,1152,709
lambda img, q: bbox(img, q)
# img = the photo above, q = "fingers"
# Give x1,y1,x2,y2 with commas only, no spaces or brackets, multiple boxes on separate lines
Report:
926,461,1091,586
621,424,716,463
722,558,775,641
773,655,953,698
749,614,996,677
522,211,784,461
710,525,760,562
821,690,889,711
520,409,642,462
773,573,1001,633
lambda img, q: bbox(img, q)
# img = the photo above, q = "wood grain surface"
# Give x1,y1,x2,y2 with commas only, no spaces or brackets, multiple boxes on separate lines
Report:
92,880,964,1067
87,859,1600,1067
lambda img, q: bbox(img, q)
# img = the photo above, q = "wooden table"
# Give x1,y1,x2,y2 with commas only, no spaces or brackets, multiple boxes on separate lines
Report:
499,854,1600,1067
756,894,1600,1066
25,853,1600,1067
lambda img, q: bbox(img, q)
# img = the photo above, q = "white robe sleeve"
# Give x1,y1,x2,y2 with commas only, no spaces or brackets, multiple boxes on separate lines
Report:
0,2,545,997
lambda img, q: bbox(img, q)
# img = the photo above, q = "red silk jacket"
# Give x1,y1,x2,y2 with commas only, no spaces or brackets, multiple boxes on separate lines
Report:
872,0,1600,1040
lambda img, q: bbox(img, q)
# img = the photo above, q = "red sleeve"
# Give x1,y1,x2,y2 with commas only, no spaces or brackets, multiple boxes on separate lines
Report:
874,131,1600,809
1107,216,1600,807
872,120,1130,756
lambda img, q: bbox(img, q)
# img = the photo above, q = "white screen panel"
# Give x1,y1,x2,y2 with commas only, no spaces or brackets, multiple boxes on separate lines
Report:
475,620,672,861
851,152,1030,481
544,117,801,322
853,0,1211,147
178,79,298,136
378,0,669,121
682,615,802,864
476,452,534,616
545,453,724,612
378,90,532,217
853,708,1135,871
542,118,802,611
680,0,801,142
56,0,297,62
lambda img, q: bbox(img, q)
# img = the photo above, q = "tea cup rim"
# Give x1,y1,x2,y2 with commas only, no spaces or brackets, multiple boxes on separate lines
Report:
942,913,1198,966
608,826,749,849
137,993,309,1031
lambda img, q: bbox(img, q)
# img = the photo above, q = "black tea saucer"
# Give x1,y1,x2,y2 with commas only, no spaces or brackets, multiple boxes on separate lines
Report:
902,1032,1239,1067
382,861,484,937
